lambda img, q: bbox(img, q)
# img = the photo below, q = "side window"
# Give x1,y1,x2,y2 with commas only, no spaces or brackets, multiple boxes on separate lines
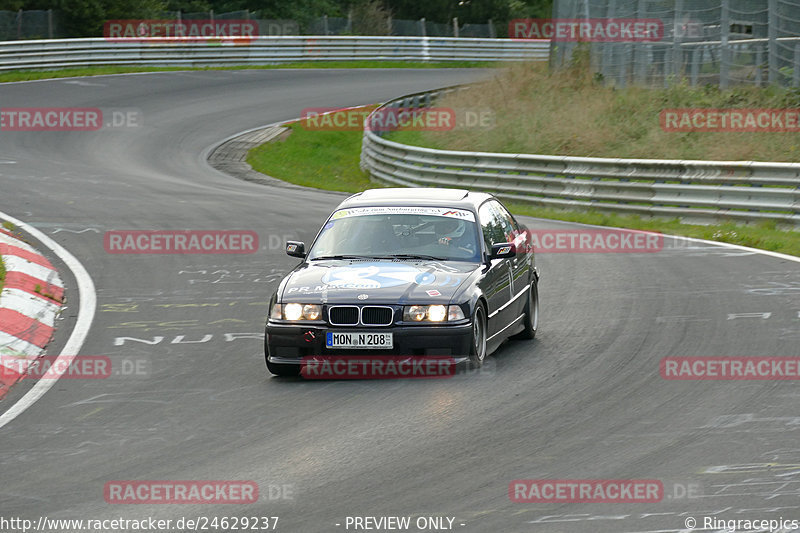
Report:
491,201,520,242
479,202,507,251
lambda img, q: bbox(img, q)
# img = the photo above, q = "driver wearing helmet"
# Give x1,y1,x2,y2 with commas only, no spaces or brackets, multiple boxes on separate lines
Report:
435,218,476,257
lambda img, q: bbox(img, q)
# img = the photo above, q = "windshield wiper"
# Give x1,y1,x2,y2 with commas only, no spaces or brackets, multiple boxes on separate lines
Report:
379,254,447,261
309,254,378,261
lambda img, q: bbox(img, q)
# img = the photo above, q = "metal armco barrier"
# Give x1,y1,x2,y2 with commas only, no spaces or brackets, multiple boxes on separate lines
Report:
0,36,549,70
360,88,800,226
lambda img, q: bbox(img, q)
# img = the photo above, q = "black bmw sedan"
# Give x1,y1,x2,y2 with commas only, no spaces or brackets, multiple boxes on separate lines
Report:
265,188,539,376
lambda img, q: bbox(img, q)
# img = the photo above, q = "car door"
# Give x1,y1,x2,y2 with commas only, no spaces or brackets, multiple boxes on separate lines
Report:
478,201,514,339
489,201,532,318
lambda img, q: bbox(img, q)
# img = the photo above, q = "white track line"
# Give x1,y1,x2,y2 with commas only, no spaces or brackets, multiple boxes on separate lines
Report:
677,235,800,264
0,211,96,429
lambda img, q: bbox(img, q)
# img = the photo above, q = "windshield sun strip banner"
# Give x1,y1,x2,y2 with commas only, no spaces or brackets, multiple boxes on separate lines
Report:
330,207,476,222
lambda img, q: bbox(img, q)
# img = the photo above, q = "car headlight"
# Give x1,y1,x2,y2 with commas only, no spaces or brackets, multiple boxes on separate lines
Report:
405,305,427,321
403,305,465,322
448,305,465,321
302,304,321,320
271,303,322,321
427,304,447,322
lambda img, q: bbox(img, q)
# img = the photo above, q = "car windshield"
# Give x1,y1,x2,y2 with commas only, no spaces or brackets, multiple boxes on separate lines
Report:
307,207,481,262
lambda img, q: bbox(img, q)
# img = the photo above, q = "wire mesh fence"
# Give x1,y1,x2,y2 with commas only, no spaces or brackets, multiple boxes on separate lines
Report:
551,0,800,88
0,10,59,40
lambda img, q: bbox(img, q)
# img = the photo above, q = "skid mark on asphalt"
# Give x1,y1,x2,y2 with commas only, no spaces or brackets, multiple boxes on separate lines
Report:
52,228,101,234
501,415,800,531
178,264,286,284
62,389,216,407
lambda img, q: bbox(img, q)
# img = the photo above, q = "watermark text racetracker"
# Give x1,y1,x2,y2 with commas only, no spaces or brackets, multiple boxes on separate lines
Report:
104,480,260,504
661,108,800,132
510,480,704,503
519,229,664,253
303,356,451,379
509,480,663,503
661,357,800,380
104,19,258,43
301,106,495,132
104,230,258,254
0,108,142,131
0,355,150,379
510,18,663,41
300,355,496,379
0,516,279,532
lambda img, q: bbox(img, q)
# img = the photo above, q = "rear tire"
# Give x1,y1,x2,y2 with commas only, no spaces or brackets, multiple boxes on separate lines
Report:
514,279,539,340
468,303,488,366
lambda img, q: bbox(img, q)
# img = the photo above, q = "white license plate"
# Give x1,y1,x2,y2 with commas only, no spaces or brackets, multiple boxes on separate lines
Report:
326,331,393,349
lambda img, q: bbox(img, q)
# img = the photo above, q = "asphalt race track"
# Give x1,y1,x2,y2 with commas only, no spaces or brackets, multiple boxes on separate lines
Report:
1,69,800,533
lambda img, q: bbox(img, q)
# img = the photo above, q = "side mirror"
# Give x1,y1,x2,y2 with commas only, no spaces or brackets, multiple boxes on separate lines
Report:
489,242,516,260
286,241,306,258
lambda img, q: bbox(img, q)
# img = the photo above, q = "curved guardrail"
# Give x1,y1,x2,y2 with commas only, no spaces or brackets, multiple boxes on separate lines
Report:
0,36,549,71
360,87,800,226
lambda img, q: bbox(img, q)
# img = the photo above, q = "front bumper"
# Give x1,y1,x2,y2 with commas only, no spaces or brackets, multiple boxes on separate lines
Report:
266,321,473,365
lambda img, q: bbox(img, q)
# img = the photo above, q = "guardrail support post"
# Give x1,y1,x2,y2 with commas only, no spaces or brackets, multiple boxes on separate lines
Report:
420,18,426,37
615,45,626,87
794,44,800,87
756,46,763,86
634,43,646,85
47,9,53,39
621,44,632,88
601,0,616,85
663,46,672,87
691,47,700,85
719,0,730,89
453,18,459,38
634,0,648,84
768,0,777,84
672,0,684,80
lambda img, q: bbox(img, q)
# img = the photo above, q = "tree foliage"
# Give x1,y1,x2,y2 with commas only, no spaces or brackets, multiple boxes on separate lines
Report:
7,0,552,36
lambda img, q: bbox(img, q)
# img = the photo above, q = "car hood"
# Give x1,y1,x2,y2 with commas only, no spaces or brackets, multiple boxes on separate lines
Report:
280,260,479,304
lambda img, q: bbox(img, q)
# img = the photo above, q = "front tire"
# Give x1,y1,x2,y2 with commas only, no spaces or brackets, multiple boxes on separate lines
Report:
514,279,539,340
468,303,488,366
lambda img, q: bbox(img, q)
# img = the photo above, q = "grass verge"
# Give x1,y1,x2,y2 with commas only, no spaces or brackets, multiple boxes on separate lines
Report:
246,106,800,258
0,221,10,294
246,106,384,193
0,220,16,294
388,56,800,162
0,61,493,84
